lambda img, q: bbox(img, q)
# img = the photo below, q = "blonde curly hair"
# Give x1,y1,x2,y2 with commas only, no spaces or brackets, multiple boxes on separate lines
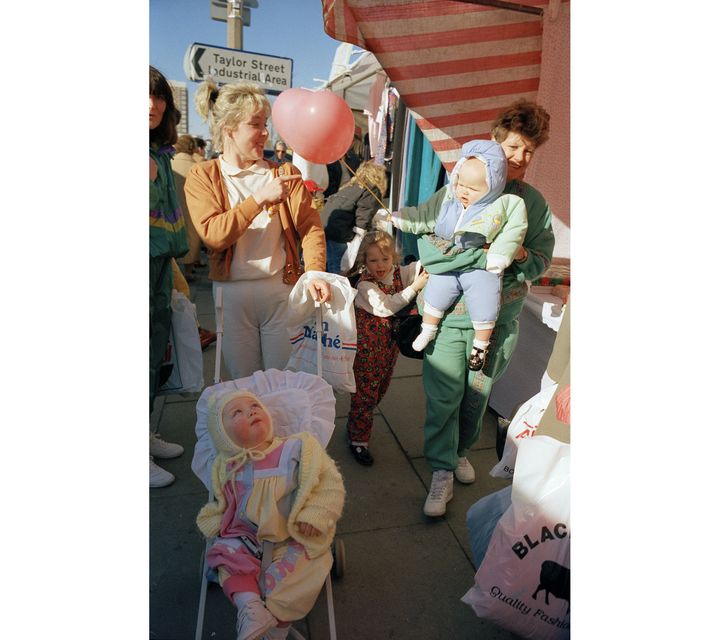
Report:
344,160,387,197
194,79,271,151
174,134,197,155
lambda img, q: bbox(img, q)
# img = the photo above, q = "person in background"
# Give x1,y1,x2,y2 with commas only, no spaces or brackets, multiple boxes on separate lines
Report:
149,65,189,488
194,136,208,163
172,134,204,281
397,99,555,517
340,127,363,186
325,160,342,199
184,79,330,380
323,160,388,274
169,259,217,351
326,128,364,199
343,231,429,465
271,140,291,165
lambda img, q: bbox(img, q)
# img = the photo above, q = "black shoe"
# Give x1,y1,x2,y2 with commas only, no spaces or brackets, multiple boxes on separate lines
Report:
350,444,374,466
468,346,486,371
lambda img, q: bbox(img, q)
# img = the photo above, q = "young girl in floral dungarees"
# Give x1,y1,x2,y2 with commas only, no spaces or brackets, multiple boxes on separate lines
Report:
346,230,429,466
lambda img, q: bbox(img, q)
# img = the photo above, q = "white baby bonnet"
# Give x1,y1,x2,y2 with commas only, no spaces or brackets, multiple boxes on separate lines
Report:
192,368,336,490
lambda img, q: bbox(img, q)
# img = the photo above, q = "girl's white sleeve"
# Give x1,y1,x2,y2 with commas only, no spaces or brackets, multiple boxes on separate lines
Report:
354,280,416,317
399,261,422,288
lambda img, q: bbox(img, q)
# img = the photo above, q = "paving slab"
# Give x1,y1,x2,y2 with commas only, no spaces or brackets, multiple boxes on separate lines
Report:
150,493,208,639
411,451,512,562
327,415,429,534
392,352,424,378
305,523,521,640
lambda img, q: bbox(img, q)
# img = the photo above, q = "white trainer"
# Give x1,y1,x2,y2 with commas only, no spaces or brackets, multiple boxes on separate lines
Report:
150,433,184,459
236,600,277,640
150,457,175,488
454,457,476,484
423,470,454,517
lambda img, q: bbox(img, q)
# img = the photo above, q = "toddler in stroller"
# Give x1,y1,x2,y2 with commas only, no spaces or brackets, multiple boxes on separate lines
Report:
192,371,345,640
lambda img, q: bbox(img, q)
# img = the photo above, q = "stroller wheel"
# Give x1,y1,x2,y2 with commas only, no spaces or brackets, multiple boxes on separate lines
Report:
331,539,346,579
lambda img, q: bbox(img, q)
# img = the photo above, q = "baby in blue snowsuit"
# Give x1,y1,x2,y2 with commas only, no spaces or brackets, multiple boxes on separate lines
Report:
406,140,528,371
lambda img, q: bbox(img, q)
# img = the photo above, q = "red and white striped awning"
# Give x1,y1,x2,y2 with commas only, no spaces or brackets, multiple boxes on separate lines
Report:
322,0,564,170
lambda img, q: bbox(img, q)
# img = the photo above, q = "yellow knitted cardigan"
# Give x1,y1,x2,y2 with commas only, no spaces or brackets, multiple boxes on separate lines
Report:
197,432,345,560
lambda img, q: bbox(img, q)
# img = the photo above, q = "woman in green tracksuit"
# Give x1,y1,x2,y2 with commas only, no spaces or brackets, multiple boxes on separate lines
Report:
397,99,555,517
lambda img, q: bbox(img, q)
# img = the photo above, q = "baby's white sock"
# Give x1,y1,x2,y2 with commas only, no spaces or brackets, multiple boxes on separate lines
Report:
233,592,262,608
412,323,439,351
472,339,490,351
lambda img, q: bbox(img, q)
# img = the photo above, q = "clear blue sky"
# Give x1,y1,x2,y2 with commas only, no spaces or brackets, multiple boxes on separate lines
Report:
150,0,345,141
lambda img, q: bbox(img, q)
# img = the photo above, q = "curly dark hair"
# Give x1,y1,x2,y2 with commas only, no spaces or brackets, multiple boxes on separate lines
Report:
149,65,178,146
491,99,550,148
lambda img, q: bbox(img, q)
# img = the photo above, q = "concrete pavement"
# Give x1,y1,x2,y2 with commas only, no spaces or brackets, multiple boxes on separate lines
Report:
150,263,521,640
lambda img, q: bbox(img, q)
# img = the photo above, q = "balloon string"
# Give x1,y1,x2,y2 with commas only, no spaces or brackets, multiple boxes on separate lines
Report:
340,157,387,211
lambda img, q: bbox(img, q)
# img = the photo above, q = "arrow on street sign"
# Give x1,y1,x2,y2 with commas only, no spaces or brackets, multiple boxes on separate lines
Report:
183,42,293,95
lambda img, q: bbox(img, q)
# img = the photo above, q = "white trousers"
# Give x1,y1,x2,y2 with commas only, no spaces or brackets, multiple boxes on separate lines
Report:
213,271,293,379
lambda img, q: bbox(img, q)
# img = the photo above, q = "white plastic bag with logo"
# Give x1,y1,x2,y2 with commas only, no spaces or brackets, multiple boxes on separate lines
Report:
490,382,557,479
286,271,357,393
158,290,204,395
462,436,570,639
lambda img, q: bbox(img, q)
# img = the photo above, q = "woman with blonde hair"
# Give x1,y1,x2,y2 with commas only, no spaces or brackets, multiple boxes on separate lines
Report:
184,79,330,379
323,160,388,274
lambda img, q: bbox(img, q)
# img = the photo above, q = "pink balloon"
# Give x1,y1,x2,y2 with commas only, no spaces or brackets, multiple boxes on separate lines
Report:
272,88,355,164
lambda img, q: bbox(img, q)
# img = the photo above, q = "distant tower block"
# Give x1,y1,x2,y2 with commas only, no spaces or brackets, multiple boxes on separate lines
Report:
169,80,189,135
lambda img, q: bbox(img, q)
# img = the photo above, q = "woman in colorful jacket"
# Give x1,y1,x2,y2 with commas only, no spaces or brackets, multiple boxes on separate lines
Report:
398,99,555,517
149,66,190,488
185,80,330,380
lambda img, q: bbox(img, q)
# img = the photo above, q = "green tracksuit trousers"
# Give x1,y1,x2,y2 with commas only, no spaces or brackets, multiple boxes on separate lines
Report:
150,256,173,413
422,300,521,472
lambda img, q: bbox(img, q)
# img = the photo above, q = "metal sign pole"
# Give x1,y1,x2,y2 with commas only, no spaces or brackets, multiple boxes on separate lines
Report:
227,0,243,49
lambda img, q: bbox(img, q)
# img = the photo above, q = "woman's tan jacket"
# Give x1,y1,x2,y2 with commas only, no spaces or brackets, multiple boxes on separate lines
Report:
184,158,326,284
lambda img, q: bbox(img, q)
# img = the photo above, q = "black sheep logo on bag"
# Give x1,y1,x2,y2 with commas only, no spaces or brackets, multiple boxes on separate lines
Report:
532,560,570,614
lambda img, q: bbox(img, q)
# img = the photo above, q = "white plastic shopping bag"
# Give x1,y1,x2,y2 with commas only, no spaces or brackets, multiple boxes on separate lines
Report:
490,381,557,479
158,290,204,395
340,226,366,273
286,271,358,393
462,436,570,639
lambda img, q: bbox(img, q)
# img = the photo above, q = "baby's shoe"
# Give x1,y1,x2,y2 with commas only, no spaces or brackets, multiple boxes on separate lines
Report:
411,323,438,352
468,346,487,372
236,600,277,640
